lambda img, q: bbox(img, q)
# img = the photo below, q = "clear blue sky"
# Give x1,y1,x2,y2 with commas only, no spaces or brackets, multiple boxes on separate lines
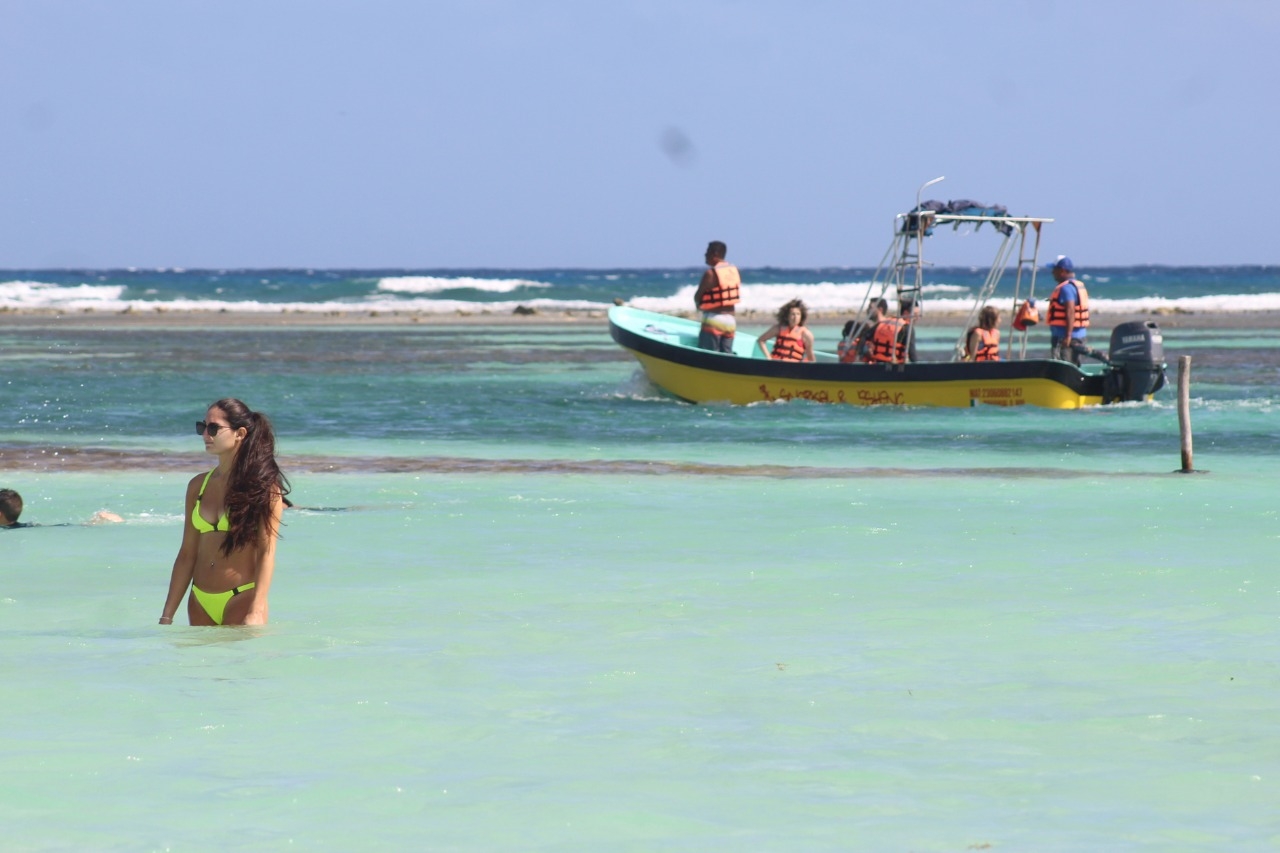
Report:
2,1,1276,269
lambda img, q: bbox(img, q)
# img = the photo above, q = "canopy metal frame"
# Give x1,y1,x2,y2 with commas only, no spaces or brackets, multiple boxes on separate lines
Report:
852,179,1052,365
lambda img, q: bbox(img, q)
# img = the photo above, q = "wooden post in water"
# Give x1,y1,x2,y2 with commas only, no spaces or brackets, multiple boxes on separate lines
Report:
1177,355,1194,473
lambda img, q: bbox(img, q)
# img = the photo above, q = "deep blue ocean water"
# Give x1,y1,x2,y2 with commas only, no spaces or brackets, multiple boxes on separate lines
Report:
2,268,1279,849
3,265,1280,316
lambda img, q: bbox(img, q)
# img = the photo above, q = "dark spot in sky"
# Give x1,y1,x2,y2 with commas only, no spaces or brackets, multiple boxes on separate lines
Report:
659,126,696,166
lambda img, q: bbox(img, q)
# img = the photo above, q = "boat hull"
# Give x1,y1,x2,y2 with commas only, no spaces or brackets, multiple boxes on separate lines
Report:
610,306,1105,409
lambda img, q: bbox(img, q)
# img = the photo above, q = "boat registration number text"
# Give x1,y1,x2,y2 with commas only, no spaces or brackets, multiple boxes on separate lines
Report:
968,386,1026,405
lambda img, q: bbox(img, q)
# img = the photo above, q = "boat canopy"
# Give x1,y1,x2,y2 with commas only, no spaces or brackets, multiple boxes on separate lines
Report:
907,199,1014,236
856,183,1053,362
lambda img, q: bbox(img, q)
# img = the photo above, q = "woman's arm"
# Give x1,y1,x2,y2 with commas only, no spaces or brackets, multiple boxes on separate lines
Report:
802,328,816,362
756,324,779,358
159,476,202,624
243,492,285,626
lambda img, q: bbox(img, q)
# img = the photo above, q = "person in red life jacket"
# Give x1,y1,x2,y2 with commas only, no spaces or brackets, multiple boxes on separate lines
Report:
1047,255,1089,364
964,305,1001,362
838,298,888,363
837,320,858,363
756,299,815,362
868,299,918,364
693,241,741,353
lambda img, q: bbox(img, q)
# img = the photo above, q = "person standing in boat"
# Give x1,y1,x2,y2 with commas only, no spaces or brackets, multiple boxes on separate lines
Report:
964,305,1001,361
1047,256,1089,364
694,241,741,353
757,299,815,361
868,299,918,364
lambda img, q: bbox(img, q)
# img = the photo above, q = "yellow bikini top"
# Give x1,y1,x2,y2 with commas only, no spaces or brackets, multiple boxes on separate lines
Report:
192,470,230,534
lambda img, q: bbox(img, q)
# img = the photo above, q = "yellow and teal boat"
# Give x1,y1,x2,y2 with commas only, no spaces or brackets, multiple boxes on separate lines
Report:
609,185,1166,409
609,305,1166,409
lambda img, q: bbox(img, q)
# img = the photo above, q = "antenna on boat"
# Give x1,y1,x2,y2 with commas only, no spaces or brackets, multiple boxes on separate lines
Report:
917,176,945,210
899,177,945,368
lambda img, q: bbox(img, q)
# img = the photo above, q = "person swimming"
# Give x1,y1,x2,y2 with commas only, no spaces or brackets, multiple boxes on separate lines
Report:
1,487,122,528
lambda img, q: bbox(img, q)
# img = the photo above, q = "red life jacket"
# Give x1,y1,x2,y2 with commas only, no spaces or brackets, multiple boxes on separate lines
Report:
837,338,858,363
1047,279,1090,329
698,263,741,311
771,325,807,361
869,318,908,363
967,326,1000,361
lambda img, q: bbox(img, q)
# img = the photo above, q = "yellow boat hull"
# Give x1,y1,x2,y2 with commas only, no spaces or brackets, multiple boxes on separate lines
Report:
632,351,1102,408
611,306,1109,410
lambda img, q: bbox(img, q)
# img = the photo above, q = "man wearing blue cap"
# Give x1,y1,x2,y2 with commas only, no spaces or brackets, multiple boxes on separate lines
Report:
1047,256,1089,364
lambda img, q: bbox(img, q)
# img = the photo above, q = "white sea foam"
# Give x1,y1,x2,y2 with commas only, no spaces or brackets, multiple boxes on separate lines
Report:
0,286,604,315
1085,293,1280,313
376,276,551,294
5,277,1280,316
0,280,126,306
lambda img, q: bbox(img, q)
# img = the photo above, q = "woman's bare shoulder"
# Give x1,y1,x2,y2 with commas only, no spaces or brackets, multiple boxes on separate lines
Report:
184,470,211,494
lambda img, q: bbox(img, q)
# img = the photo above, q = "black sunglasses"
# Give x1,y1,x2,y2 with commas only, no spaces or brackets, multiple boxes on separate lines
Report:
196,421,233,437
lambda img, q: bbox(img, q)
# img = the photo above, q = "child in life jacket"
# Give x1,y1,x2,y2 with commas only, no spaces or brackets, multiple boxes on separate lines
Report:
965,305,1001,361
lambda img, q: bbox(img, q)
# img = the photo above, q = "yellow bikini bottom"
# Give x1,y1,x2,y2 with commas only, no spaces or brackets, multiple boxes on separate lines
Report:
192,582,256,625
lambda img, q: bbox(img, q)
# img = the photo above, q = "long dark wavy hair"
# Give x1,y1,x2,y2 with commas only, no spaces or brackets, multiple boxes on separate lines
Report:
212,398,291,557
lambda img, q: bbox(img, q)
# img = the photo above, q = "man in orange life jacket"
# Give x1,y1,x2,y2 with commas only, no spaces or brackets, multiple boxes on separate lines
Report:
868,299,918,364
694,241,741,353
839,298,888,363
1047,256,1089,365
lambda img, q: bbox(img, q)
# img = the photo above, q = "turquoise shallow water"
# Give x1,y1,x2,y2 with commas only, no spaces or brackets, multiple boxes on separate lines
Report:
2,317,1279,849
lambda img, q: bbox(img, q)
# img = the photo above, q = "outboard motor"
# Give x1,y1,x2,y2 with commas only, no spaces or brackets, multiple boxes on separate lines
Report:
1102,320,1166,403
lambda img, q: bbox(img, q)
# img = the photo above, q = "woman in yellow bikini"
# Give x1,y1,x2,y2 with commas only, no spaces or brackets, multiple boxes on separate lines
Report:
159,398,290,627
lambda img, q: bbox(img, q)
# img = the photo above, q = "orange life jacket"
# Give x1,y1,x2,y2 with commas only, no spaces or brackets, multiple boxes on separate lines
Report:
1047,279,1090,329
698,263,741,311
869,318,908,363
771,325,807,361
1012,299,1039,331
837,338,858,363
967,326,1000,361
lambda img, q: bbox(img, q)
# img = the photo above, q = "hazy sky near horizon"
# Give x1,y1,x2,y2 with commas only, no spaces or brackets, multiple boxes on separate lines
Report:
3,1,1277,269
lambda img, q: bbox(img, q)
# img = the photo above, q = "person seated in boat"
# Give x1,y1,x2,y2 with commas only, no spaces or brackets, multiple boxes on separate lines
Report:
1047,256,1089,364
757,299,815,362
694,241,741,353
867,299,917,364
837,320,858,362
838,299,888,363
964,305,1001,362
854,299,891,363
